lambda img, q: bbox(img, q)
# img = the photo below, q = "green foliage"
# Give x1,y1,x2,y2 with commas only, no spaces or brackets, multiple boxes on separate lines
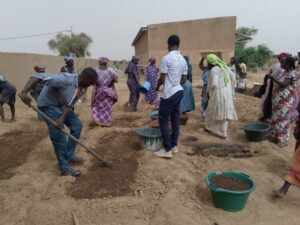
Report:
235,27,273,70
48,32,92,57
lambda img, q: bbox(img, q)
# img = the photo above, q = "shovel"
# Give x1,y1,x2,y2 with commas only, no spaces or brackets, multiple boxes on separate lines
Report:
18,94,111,167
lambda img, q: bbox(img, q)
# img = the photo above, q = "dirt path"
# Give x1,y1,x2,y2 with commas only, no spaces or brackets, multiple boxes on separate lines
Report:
0,72,299,225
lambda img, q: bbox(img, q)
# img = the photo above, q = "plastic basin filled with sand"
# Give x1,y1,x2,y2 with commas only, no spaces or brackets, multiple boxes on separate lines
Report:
148,119,172,129
205,171,256,212
135,128,162,151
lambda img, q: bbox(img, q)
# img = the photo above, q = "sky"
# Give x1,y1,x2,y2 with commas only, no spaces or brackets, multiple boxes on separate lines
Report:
0,0,299,60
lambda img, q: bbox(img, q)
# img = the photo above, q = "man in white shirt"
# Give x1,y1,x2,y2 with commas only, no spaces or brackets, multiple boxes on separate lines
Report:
155,35,188,158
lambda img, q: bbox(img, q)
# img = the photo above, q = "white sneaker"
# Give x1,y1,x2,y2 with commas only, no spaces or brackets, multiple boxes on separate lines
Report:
172,146,179,153
154,148,172,158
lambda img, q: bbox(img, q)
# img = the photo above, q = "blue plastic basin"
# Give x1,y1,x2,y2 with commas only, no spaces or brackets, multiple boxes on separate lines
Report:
140,81,151,94
243,123,270,142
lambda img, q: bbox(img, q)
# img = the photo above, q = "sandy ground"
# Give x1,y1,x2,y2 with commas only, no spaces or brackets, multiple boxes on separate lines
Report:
0,71,300,225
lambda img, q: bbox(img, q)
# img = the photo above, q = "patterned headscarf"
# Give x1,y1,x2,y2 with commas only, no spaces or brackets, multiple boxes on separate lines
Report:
277,52,289,61
98,57,109,64
207,54,229,86
64,55,74,62
132,55,139,63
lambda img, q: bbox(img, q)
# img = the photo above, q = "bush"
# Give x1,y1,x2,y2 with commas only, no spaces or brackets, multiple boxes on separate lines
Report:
235,27,273,70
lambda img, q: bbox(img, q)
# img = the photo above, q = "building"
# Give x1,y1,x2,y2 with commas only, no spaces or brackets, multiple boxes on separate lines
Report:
132,16,237,68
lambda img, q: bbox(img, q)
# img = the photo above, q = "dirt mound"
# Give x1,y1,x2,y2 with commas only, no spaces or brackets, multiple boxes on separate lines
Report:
113,115,142,127
186,143,258,158
0,125,47,180
69,131,141,199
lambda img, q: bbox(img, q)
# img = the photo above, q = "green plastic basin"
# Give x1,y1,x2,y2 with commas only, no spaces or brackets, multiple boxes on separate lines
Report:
205,171,256,212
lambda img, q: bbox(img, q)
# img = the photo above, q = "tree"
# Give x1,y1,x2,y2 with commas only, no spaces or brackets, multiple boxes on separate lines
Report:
48,32,92,57
235,27,273,70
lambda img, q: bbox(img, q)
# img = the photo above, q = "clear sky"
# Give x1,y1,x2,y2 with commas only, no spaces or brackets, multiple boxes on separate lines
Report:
0,0,299,60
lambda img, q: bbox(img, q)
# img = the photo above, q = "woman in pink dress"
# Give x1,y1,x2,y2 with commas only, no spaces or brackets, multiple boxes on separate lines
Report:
91,57,118,127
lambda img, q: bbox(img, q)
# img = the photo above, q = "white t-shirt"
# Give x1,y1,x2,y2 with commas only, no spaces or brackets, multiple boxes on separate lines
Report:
160,50,188,99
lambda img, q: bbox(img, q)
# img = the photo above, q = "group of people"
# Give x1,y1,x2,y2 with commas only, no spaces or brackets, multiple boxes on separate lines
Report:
1,55,119,176
0,34,239,174
1,35,299,199
123,35,237,158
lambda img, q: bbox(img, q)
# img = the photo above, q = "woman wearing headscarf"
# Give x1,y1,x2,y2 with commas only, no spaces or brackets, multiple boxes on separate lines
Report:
30,65,46,121
184,56,193,83
180,56,195,114
30,65,46,101
144,57,159,104
125,56,140,111
258,53,287,122
237,58,247,91
204,54,237,138
268,56,299,147
91,57,118,127
61,55,75,73
228,56,240,97
199,57,212,117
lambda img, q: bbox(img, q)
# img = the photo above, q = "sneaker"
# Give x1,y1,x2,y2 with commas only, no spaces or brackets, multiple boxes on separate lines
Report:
61,168,81,177
172,146,179,153
154,148,172,159
68,155,85,165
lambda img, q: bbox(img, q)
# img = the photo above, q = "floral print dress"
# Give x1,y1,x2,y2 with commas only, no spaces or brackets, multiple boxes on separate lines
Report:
269,70,299,145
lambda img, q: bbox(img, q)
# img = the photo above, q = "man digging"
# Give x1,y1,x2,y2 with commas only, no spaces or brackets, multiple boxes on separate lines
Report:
0,75,16,122
19,68,98,176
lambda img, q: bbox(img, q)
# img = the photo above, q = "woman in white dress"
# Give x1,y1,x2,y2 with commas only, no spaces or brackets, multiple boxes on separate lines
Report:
204,54,238,138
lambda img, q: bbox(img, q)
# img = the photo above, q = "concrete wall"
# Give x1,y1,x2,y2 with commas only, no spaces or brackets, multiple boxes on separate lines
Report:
0,52,103,90
134,30,149,66
135,16,236,69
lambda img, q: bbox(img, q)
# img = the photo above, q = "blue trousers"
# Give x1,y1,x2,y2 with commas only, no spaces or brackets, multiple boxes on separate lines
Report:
159,90,183,152
39,107,82,173
127,79,140,110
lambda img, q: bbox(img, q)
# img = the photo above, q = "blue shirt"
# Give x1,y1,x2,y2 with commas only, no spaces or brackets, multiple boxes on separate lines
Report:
31,72,86,113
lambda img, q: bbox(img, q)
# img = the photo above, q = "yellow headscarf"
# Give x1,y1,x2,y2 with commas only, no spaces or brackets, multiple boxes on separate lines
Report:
207,54,229,86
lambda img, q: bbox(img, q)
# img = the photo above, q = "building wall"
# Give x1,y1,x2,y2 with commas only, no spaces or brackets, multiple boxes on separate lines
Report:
0,52,103,90
136,16,236,69
134,30,149,66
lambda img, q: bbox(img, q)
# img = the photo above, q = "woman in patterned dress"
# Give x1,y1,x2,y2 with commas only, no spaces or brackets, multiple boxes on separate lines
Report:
269,56,299,147
274,103,300,197
91,57,118,127
144,57,159,104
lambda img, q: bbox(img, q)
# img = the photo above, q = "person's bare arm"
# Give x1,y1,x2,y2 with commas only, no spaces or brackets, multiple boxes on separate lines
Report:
19,77,42,106
199,58,206,71
181,75,187,84
55,106,72,129
91,85,96,105
270,75,293,88
157,73,166,91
